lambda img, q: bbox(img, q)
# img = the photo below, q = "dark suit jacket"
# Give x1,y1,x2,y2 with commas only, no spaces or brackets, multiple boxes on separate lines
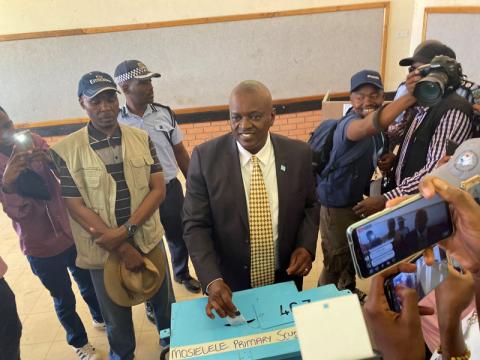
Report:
403,227,441,256
183,133,319,292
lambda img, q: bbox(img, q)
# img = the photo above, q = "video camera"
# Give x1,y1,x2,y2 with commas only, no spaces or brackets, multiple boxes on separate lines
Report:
414,55,464,107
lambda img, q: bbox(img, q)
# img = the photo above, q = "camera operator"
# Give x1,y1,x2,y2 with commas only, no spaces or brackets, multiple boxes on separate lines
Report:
353,42,473,217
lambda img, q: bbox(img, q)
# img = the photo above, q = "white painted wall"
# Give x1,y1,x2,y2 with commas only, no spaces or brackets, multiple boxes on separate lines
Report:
0,0,478,91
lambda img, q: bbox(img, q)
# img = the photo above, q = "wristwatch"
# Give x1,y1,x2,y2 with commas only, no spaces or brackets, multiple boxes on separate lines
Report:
123,220,138,238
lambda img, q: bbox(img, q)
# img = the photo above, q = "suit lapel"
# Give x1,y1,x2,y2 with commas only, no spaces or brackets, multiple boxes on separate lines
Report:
226,135,249,231
271,134,288,243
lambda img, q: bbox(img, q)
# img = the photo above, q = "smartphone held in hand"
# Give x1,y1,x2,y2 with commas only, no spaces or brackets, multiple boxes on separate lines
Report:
13,130,34,151
383,246,449,312
347,194,453,279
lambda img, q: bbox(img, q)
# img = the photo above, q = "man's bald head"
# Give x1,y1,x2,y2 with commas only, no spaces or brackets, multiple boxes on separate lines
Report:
229,80,273,109
228,80,275,154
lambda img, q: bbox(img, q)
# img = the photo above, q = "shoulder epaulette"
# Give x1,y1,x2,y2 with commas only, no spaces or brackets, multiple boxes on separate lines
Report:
151,102,176,127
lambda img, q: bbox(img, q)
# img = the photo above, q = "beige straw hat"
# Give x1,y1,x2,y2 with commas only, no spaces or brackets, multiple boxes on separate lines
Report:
104,246,166,307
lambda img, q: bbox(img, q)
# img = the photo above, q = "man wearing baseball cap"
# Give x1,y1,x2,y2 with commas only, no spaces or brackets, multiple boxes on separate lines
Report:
398,39,456,67
385,41,452,155
316,69,419,297
353,41,474,218
51,71,173,358
114,60,201,296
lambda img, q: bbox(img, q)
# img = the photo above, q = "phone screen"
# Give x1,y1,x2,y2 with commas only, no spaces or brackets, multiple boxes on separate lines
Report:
13,130,34,151
349,194,453,278
385,246,448,312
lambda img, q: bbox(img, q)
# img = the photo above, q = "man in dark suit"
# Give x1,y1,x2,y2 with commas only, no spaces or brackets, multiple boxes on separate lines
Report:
183,80,319,319
403,209,432,255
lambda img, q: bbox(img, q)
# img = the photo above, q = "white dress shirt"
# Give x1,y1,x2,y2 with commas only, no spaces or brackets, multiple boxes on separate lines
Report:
236,134,279,266
205,135,280,292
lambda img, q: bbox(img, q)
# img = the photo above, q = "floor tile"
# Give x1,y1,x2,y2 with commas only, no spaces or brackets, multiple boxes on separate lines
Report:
21,312,62,345
136,330,165,360
46,337,109,360
20,342,52,360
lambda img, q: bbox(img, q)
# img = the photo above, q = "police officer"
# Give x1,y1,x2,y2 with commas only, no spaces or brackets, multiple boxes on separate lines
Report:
114,60,201,295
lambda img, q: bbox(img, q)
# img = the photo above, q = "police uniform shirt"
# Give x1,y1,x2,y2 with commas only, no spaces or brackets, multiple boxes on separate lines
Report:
118,103,183,183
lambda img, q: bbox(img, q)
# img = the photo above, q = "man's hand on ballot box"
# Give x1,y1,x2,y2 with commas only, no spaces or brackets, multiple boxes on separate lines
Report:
206,279,238,319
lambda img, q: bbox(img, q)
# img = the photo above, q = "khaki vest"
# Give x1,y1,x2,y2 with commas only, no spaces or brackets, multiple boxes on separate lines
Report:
53,125,163,269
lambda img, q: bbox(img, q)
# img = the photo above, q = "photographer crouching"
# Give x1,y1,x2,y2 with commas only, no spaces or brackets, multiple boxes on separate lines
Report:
353,42,473,218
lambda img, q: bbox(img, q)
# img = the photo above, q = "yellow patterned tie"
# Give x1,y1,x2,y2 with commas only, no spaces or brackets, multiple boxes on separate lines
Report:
249,155,275,287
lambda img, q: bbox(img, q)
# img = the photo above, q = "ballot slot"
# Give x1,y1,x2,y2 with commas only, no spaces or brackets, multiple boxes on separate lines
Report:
255,284,350,329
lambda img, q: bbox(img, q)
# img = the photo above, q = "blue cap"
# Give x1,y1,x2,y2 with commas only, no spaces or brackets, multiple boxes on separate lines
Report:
350,70,383,92
78,71,119,98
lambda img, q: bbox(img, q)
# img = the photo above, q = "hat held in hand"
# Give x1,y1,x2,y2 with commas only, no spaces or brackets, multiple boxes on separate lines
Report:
104,246,165,307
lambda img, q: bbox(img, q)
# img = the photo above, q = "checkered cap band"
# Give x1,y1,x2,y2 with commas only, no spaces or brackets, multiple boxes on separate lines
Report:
249,156,275,288
114,66,151,84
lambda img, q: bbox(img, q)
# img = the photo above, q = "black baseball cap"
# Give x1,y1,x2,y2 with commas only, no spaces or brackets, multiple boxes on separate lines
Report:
350,70,383,92
399,40,456,66
114,60,160,84
77,71,119,98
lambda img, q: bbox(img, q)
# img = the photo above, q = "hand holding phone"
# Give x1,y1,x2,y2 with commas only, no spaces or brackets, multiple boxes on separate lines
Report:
363,263,427,360
384,246,449,312
435,265,474,320
1,150,29,193
420,176,480,275
347,194,453,278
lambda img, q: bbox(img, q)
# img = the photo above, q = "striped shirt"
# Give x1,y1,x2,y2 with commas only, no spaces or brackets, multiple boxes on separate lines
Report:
457,80,479,104
384,106,472,200
51,123,162,226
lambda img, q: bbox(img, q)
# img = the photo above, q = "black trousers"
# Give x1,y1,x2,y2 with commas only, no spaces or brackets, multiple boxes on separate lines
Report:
160,178,191,281
0,278,22,360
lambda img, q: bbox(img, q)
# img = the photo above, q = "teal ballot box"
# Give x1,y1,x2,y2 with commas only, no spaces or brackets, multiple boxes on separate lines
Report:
167,282,350,359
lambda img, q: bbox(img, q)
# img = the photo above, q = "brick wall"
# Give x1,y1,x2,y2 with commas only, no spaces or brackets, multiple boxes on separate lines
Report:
42,110,321,152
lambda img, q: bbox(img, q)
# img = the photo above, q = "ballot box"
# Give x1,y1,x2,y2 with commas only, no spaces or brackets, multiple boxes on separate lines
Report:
167,282,350,359
321,101,352,120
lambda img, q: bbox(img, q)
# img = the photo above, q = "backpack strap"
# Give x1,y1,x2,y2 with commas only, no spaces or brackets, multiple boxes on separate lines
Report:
320,112,369,177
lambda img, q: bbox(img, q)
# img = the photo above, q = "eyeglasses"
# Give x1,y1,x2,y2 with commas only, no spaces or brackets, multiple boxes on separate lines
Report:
408,66,418,73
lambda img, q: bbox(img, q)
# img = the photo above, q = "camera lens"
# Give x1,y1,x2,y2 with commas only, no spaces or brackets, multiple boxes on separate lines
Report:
414,71,448,107
414,81,443,106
